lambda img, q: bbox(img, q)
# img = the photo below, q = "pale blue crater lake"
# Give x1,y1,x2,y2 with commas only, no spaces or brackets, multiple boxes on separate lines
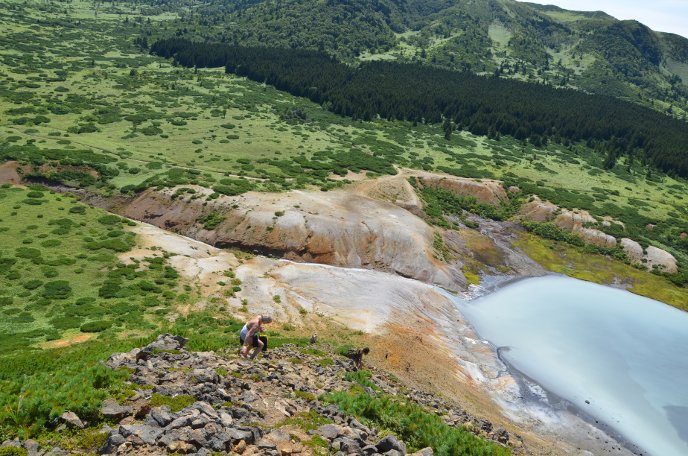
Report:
454,275,688,456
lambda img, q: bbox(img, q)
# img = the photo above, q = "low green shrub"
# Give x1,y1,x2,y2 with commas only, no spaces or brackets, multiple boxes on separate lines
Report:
198,212,224,230
80,320,112,333
323,390,509,456
149,394,195,412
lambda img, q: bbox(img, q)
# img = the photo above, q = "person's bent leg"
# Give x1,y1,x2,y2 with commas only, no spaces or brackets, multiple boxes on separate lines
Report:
250,339,264,359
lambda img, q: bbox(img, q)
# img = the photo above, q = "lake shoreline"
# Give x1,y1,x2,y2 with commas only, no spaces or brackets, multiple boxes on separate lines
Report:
452,275,688,456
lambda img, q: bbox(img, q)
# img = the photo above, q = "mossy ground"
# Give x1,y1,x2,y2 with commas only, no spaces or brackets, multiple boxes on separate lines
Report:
514,232,688,311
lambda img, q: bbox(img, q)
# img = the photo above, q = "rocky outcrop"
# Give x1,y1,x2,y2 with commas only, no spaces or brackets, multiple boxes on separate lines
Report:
574,227,617,248
620,238,644,264
518,198,558,222
4,335,507,456
645,246,678,273
119,186,467,291
553,209,596,232
0,161,22,185
519,199,617,248
520,199,681,271
414,174,508,205
619,240,678,273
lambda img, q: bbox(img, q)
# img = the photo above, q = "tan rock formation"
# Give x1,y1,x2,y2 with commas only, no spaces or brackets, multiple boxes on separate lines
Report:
120,186,466,291
415,174,508,205
351,173,423,213
645,246,678,273
553,209,596,232
0,161,21,185
576,227,617,248
620,238,644,264
518,198,558,222
353,170,508,208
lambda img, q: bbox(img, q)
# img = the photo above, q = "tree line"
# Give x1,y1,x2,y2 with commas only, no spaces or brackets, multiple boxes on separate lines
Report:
150,38,688,177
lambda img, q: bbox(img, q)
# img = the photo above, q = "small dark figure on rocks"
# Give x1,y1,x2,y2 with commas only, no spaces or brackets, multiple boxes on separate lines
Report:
346,347,370,370
240,315,272,359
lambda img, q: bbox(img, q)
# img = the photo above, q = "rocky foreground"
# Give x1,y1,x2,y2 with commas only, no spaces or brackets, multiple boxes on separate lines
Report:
2,335,513,456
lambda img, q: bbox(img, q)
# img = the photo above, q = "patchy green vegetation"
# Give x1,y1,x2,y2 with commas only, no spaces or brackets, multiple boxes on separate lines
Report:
149,393,195,412
514,232,688,311
0,0,687,447
413,181,517,227
324,374,509,456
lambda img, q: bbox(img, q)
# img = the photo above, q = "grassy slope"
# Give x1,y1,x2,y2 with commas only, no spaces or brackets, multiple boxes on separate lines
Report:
1,1,687,268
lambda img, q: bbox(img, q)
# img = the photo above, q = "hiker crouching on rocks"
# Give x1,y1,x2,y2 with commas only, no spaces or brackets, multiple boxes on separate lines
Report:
240,315,272,359
346,347,370,371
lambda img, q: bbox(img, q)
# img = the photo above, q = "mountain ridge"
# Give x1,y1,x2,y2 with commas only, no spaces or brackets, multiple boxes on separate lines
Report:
151,0,688,117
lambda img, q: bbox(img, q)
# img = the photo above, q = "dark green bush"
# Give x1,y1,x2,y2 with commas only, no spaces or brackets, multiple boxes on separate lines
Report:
198,212,225,230
97,215,122,226
80,320,112,333
49,315,83,329
521,221,585,246
22,280,43,290
40,239,61,248
42,280,73,299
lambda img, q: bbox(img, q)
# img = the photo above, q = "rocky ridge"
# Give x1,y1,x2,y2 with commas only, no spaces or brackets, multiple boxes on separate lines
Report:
519,197,678,273
1,335,512,456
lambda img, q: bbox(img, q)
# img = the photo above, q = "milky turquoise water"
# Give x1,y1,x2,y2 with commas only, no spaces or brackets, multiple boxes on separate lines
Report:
454,275,688,456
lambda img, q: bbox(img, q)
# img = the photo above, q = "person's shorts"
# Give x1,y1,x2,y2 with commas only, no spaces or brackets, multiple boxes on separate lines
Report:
240,334,259,347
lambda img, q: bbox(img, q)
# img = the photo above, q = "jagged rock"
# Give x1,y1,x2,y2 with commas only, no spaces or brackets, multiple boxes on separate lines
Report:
645,246,678,273
234,440,247,454
23,439,40,456
519,197,559,222
576,227,617,248
618,238,643,265
361,444,379,455
507,186,521,194
76,339,506,455
192,369,219,384
106,349,140,369
100,433,126,454
256,439,277,450
332,436,362,453
491,426,509,444
167,440,196,453
219,411,233,427
144,334,188,352
554,209,596,232
409,448,434,456
59,411,84,429
191,401,218,418
384,450,404,456
314,423,342,440
376,435,407,454
101,399,133,420
118,424,163,445
226,428,255,444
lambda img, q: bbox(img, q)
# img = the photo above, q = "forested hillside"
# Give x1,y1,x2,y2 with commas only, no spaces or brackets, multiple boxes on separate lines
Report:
151,38,688,178
128,0,688,117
